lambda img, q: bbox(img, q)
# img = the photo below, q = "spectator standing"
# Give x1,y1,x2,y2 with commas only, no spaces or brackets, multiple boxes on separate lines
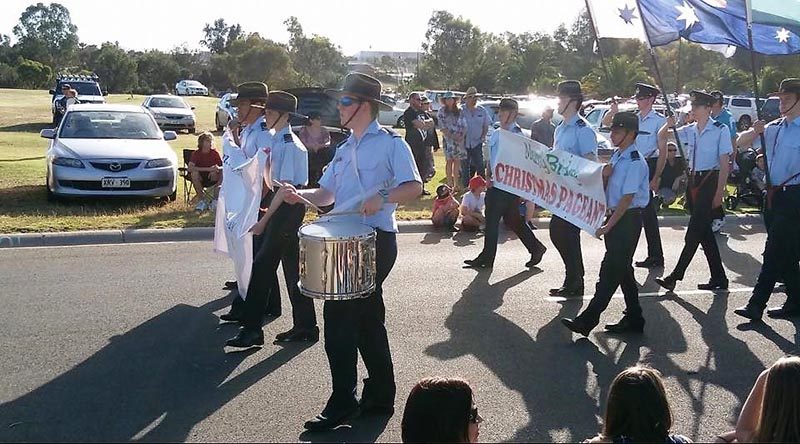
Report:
299,112,332,188
188,131,223,211
461,87,491,186
421,96,439,182
438,92,468,192
54,84,72,124
403,92,436,195
584,366,691,443
431,185,460,231
530,105,556,148
461,175,486,232
401,377,482,443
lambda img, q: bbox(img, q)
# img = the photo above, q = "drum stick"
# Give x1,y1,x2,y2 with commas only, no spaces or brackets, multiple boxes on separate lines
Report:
271,179,324,213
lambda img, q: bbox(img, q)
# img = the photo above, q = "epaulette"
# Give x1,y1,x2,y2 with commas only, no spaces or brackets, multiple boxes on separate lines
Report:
630,150,641,160
381,127,402,138
771,117,786,126
713,120,724,128
283,133,293,143
260,121,268,130
576,119,587,128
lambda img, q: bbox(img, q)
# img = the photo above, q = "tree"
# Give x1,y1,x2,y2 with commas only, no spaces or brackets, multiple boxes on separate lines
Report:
12,2,79,69
16,58,52,88
200,19,243,54
213,34,296,90
418,11,486,89
89,42,137,93
135,50,181,94
504,32,559,93
283,17,347,87
582,55,651,98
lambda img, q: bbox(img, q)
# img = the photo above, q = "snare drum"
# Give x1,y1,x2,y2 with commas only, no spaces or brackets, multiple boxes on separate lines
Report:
298,222,376,300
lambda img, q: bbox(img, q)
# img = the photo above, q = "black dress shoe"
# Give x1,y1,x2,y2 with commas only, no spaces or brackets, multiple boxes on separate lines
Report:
463,258,492,269
604,317,645,334
219,310,243,322
525,246,547,268
303,407,360,431
635,257,664,268
561,317,593,336
550,285,584,297
226,328,264,348
275,326,320,343
698,279,729,291
223,280,238,290
767,305,800,319
655,276,677,291
734,305,763,321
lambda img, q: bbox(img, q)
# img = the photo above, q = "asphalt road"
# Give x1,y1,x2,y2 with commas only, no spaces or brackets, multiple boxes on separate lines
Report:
1,222,798,443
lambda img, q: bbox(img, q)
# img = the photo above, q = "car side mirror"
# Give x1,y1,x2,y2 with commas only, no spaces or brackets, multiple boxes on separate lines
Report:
48,89,55,95
163,131,178,141
40,129,56,139
103,90,109,96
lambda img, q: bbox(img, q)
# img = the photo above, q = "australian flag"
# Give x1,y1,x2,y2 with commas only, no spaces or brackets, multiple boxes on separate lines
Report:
638,0,800,54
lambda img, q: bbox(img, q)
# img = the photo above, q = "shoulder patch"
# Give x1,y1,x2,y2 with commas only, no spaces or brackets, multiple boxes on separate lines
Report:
713,120,724,128
283,133,293,143
381,127,402,138
261,121,268,130
630,150,641,160
576,119,586,128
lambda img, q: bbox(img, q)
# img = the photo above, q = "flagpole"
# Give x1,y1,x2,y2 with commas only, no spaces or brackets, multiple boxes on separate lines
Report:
584,0,612,84
634,0,687,161
745,0,772,190
675,39,683,95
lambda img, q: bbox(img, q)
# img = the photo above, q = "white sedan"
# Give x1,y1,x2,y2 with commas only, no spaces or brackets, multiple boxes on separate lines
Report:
40,104,179,201
175,80,208,96
142,94,197,133
378,101,409,128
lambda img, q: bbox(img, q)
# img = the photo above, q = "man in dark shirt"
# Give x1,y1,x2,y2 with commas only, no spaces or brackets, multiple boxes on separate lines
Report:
530,105,555,148
403,92,436,194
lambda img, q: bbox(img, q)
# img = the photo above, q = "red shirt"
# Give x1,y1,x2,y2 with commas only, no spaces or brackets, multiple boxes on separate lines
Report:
190,149,222,168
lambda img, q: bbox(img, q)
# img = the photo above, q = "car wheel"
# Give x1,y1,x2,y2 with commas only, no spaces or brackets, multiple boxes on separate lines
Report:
725,195,738,210
396,116,405,128
166,190,177,202
189,127,196,134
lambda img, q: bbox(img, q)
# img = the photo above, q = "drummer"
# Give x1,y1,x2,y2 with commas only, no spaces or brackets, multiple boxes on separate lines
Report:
282,72,422,430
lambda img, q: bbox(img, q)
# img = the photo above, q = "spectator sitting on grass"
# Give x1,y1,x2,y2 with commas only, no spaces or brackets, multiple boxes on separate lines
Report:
432,184,460,232
460,175,486,232
584,366,691,443
401,377,482,443
716,356,800,443
189,131,223,211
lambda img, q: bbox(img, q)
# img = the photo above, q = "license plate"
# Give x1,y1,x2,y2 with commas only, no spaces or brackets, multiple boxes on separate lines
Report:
101,177,130,188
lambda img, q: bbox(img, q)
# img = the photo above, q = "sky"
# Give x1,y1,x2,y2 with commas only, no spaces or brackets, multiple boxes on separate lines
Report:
0,0,586,55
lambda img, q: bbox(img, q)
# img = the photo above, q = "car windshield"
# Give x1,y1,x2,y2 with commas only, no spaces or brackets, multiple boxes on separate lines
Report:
59,111,161,139
186,81,203,87
58,82,101,96
149,97,187,108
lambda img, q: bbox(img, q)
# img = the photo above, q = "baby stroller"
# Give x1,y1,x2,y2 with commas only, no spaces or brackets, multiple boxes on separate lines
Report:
725,149,764,210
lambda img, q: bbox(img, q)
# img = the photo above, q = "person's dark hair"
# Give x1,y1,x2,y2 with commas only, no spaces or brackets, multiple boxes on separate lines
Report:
601,366,674,442
755,356,800,442
401,377,474,443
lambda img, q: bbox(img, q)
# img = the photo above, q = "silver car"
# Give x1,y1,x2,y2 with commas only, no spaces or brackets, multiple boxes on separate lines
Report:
41,104,179,201
142,95,196,133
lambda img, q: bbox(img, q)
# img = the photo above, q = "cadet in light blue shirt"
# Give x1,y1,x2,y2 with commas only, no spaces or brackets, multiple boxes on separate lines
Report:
561,111,649,336
554,113,598,159
674,118,734,172
734,78,800,322
227,82,271,159
271,124,309,187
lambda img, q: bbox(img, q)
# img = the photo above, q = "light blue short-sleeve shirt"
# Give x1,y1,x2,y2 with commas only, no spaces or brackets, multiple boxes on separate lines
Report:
554,113,597,157
319,120,422,232
676,119,734,171
636,109,667,158
240,116,269,159
271,125,309,186
607,144,650,209
763,116,800,186
463,105,492,148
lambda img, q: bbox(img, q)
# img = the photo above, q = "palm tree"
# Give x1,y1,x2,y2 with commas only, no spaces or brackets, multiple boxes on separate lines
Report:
581,55,652,99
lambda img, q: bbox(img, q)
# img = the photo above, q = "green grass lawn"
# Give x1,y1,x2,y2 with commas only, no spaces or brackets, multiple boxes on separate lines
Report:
0,88,758,233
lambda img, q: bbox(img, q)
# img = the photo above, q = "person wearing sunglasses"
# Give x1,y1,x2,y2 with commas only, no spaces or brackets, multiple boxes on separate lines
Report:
401,377,482,443
603,83,668,269
281,73,422,431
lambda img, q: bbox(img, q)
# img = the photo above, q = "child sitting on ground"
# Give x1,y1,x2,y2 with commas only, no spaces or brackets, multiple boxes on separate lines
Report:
750,154,767,192
432,184,460,231
460,175,486,232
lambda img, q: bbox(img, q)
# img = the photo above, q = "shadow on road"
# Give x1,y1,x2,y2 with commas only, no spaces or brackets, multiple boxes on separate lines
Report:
298,413,392,443
0,294,310,442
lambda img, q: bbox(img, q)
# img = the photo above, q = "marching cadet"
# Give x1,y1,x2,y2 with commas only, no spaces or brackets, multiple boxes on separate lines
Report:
655,91,732,293
226,91,317,347
603,83,667,269
562,112,650,336
734,78,800,322
550,80,598,297
282,73,422,430
464,98,547,269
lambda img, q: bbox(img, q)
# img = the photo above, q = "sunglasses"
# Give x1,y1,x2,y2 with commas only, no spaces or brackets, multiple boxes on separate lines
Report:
339,96,362,107
469,406,483,424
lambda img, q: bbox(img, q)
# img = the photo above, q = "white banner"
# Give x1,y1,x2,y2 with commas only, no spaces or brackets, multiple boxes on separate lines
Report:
587,0,648,41
492,129,607,234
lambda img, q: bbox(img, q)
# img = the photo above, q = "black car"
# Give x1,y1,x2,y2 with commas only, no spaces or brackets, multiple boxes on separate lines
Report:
760,97,781,124
49,74,107,124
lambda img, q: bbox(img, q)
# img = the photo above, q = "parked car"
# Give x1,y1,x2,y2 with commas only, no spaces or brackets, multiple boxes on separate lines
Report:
723,96,766,129
40,104,179,201
760,96,781,124
175,80,209,96
215,93,237,131
378,101,409,128
142,95,196,133
49,74,107,124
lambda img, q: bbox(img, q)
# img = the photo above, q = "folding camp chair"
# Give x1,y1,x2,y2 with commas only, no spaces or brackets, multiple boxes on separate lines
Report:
177,149,196,204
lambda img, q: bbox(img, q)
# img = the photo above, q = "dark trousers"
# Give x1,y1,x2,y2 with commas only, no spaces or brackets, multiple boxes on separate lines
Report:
410,144,431,182
323,230,397,414
670,171,726,281
578,210,644,326
242,201,316,330
478,187,545,264
748,186,800,310
550,215,584,284
461,144,485,186
642,158,664,259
